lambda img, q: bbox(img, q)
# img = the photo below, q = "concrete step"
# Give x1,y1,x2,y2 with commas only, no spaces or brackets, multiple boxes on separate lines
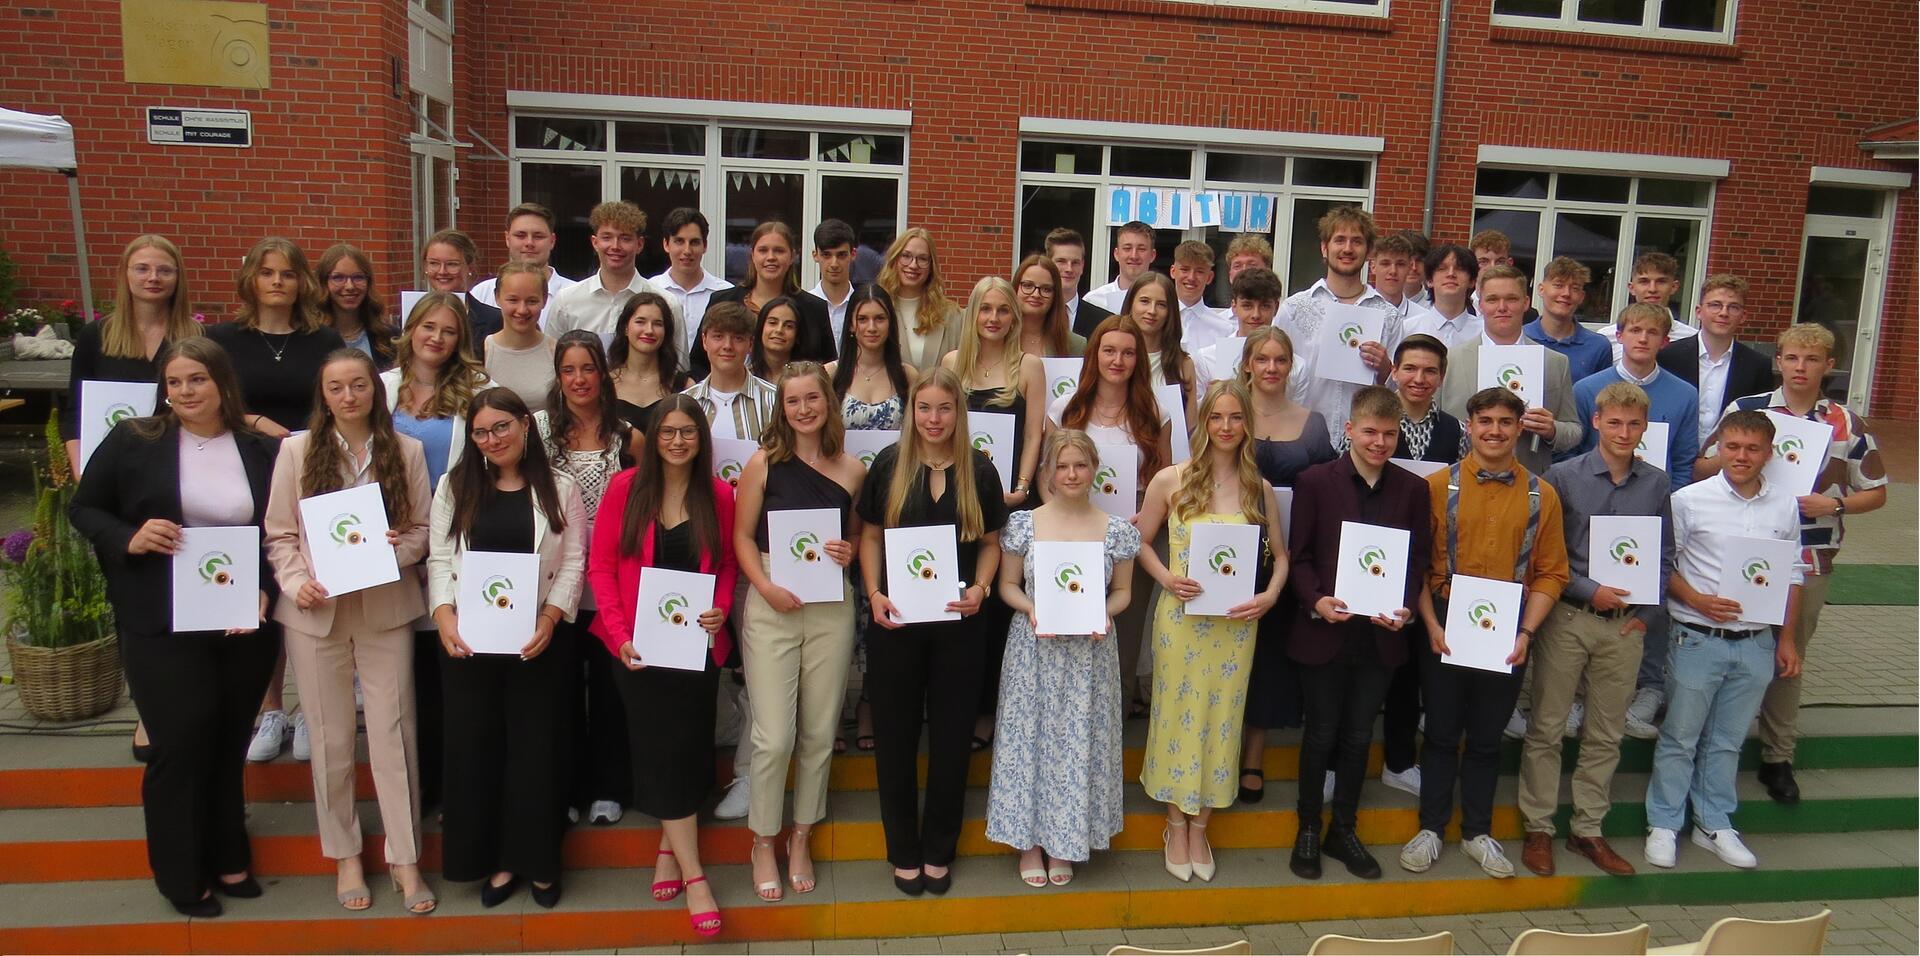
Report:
0,830,1911,954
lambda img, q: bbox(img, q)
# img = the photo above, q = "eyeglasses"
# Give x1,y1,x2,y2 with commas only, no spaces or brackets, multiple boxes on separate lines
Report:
130,264,178,279
895,253,931,267
655,425,702,442
424,259,467,274
470,420,520,442
1017,281,1054,297
1700,302,1746,314
327,273,371,287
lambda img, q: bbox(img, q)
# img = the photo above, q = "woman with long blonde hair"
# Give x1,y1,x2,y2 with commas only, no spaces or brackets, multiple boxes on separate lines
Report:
1134,379,1287,884
857,367,1008,896
877,228,960,372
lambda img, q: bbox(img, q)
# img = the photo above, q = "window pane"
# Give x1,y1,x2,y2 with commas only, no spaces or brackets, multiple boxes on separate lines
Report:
819,132,905,166
1796,236,1870,402
721,127,808,160
1634,217,1702,315
1204,228,1278,301
1657,0,1726,31
1205,152,1288,185
1018,185,1096,294
822,176,900,286
1494,0,1562,16
1293,157,1370,189
1473,208,1542,285
1806,186,1884,219
515,116,605,153
433,157,453,234
1552,212,1623,323
1556,173,1632,203
1287,198,1342,295
1638,178,1710,208
520,163,603,280
1576,0,1645,24
1110,145,1191,180
615,122,704,155
1020,141,1102,176
1476,168,1549,199
723,171,805,284
618,167,702,281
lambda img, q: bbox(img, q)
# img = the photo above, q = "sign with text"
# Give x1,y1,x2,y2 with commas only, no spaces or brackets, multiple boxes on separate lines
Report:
146,107,252,148
1107,187,1277,232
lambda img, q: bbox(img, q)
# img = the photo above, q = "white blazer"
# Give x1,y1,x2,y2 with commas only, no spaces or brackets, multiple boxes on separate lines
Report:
379,367,496,472
426,469,587,623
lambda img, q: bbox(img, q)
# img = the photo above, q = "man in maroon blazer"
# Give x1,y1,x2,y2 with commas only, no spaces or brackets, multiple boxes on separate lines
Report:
1285,386,1434,881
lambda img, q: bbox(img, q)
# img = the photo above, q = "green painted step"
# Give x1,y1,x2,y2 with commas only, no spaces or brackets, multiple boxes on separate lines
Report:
1826,563,1919,606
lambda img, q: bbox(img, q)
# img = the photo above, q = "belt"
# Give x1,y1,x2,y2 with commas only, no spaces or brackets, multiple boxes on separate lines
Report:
1565,598,1632,622
1675,620,1765,641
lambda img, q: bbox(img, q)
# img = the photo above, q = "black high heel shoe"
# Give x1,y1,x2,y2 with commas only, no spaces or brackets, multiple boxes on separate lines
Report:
171,895,222,918
530,880,562,909
892,870,926,897
922,868,952,896
480,875,520,908
214,874,263,899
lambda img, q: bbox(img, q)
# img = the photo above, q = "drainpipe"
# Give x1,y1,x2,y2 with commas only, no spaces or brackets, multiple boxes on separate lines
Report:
1421,0,1454,236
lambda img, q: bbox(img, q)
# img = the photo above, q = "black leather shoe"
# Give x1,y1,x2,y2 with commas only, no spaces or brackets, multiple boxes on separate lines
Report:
1758,761,1801,805
171,895,223,918
1323,827,1382,880
1289,824,1322,880
923,869,953,896
1238,768,1265,804
480,875,520,908
132,741,154,764
213,874,262,898
892,871,926,897
531,880,562,909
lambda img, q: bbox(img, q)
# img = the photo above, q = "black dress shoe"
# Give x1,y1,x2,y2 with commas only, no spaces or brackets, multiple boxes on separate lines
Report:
531,880,562,909
1323,828,1382,880
1238,768,1266,804
1758,761,1801,805
213,874,263,898
892,871,926,897
923,869,952,896
171,895,223,918
480,875,521,908
132,741,154,764
1289,824,1322,880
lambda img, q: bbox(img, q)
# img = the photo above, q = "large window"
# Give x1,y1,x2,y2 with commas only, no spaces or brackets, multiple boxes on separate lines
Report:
1492,0,1736,44
1016,138,1374,303
510,113,906,286
407,2,457,286
1473,167,1714,324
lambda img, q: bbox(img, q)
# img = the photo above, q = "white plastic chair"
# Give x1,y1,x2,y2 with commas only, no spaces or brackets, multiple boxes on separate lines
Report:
1107,942,1254,956
1647,909,1830,955
1507,924,1651,955
1308,931,1455,955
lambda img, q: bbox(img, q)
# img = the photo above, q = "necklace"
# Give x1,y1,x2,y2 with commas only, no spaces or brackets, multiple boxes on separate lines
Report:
256,329,293,362
924,457,953,471
187,429,225,451
1092,399,1126,426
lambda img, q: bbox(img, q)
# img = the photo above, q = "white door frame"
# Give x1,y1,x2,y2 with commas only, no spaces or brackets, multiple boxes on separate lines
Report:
1793,195,1895,413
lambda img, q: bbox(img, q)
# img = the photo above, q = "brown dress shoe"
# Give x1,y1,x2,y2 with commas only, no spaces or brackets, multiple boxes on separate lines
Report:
1522,832,1555,876
1567,835,1636,876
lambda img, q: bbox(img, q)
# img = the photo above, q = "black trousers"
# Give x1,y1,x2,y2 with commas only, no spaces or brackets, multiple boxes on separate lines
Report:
1297,643,1395,832
867,617,983,869
975,593,1014,718
412,629,444,810
1417,614,1526,839
563,612,631,809
1381,628,1425,773
122,624,280,906
439,636,571,883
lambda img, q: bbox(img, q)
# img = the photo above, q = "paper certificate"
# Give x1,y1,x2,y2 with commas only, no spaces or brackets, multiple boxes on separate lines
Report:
297,483,400,597
1589,515,1663,605
710,438,759,489
1391,457,1448,479
1442,574,1522,674
1155,383,1191,464
1634,421,1671,473
1031,540,1108,636
632,567,717,672
1090,443,1138,519
1041,357,1082,405
767,508,845,604
172,526,261,632
398,291,426,324
78,380,156,471
968,411,1018,494
883,525,962,624
1716,535,1798,627
1185,522,1260,617
456,550,540,655
1334,521,1412,619
1761,411,1834,494
1271,485,1294,549
842,429,900,469
1478,343,1547,408
1315,303,1386,386
1203,338,1248,382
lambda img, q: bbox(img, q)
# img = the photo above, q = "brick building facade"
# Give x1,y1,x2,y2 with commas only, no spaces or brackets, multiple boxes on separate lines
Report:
4,1,1914,417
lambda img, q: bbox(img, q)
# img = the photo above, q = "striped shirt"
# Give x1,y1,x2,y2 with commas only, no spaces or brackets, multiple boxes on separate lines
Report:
684,375,779,444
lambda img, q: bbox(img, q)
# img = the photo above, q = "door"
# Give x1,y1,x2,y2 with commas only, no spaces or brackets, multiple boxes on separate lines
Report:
1794,187,1893,411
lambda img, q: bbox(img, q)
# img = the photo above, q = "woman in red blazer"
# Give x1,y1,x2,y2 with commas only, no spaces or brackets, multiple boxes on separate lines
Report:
588,393,737,937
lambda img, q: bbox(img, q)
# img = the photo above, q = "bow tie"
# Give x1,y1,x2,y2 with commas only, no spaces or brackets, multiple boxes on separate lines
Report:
1476,469,1516,486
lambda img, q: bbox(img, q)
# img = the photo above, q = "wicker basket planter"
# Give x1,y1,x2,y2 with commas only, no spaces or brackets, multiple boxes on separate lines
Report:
5,630,122,722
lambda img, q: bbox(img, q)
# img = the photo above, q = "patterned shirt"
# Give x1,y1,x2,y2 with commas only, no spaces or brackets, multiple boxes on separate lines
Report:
1275,279,1403,443
1716,388,1887,573
684,375,779,444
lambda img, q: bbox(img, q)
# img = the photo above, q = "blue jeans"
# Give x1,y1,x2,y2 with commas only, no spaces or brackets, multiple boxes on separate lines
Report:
1644,622,1776,832
1635,609,1670,694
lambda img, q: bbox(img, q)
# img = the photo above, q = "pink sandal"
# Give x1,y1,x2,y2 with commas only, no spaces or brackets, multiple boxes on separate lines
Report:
650,849,683,902
684,875,722,937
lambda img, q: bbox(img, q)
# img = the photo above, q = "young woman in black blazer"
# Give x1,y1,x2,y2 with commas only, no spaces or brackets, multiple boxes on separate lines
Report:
69,337,282,918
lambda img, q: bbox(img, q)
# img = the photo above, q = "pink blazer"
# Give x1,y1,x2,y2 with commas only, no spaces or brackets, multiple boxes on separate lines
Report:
588,470,739,665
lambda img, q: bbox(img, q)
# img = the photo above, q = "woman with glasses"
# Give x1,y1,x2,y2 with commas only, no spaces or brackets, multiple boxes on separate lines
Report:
420,229,506,344
696,222,832,378
608,291,693,442
316,244,397,370
428,387,586,910
1013,255,1084,358
878,228,960,373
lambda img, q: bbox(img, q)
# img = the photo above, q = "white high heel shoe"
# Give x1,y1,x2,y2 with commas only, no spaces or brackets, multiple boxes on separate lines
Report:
1190,820,1216,882
1163,820,1193,882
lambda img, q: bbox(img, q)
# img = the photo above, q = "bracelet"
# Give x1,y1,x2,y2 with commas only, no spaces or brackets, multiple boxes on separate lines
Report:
1517,626,1535,639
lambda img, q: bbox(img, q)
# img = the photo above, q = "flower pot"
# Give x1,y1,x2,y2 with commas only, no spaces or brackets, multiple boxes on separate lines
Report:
5,630,122,722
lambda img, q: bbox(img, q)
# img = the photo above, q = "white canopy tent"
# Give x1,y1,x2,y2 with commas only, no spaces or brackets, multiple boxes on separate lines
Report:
0,108,93,318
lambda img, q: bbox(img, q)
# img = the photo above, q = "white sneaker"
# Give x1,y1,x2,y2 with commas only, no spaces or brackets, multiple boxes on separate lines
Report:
588,800,623,825
1399,829,1442,873
1462,834,1515,878
289,712,311,761
713,776,751,820
1644,827,1678,868
1691,827,1758,869
1323,770,1336,803
1381,765,1422,797
566,806,580,825
1503,707,1530,739
1564,700,1585,738
247,710,289,763
1624,687,1663,739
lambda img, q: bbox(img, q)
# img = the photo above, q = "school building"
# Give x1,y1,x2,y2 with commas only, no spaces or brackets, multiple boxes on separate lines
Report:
3,0,1914,417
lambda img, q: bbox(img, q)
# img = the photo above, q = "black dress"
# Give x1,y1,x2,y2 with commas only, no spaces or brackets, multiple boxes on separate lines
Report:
620,519,721,821
966,385,1027,720
61,320,166,443
204,323,347,432
1244,412,1339,731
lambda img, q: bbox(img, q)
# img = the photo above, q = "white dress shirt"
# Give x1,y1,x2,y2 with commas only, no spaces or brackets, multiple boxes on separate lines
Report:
1668,470,1805,632
1274,278,1402,442
1402,302,1482,349
470,268,576,332
1178,300,1236,353
1694,336,1734,445
547,271,669,340
1191,336,1248,383
648,268,733,355
807,281,853,350
1084,281,1125,315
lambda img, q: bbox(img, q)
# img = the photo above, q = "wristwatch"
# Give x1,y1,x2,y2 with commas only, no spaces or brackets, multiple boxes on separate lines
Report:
973,582,992,600
1831,495,1847,515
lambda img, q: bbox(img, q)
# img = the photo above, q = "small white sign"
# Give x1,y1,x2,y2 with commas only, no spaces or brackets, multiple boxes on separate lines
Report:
632,567,717,671
1716,534,1798,627
1031,540,1108,636
883,525,962,624
456,550,540,655
146,107,252,148
1442,574,1522,674
968,411,1018,494
1478,343,1547,408
767,508,846,604
1589,515,1663,606
172,526,261,632
1760,411,1835,495
1334,521,1412,619
711,438,759,489
1090,443,1138,519
77,380,156,471
1635,421,1672,473
399,291,428,325
297,483,400,598
1315,303,1387,386
1155,383,1190,465
842,429,900,469
1185,521,1260,618
1041,357,1082,404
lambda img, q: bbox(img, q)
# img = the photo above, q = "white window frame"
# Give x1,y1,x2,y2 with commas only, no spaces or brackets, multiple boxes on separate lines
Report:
1491,0,1738,45
1208,0,1389,15
1014,118,1381,296
505,93,911,288
407,4,457,285
1791,172,1904,413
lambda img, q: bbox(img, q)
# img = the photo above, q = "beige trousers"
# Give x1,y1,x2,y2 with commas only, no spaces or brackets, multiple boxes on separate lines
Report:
1759,571,1833,762
740,556,857,837
284,592,421,864
1517,601,1642,837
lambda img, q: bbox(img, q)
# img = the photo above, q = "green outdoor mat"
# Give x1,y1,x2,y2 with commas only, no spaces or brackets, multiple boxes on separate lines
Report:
1827,563,1919,606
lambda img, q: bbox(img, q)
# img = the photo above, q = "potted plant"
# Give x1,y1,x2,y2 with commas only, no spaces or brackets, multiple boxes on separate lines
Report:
2,411,118,721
